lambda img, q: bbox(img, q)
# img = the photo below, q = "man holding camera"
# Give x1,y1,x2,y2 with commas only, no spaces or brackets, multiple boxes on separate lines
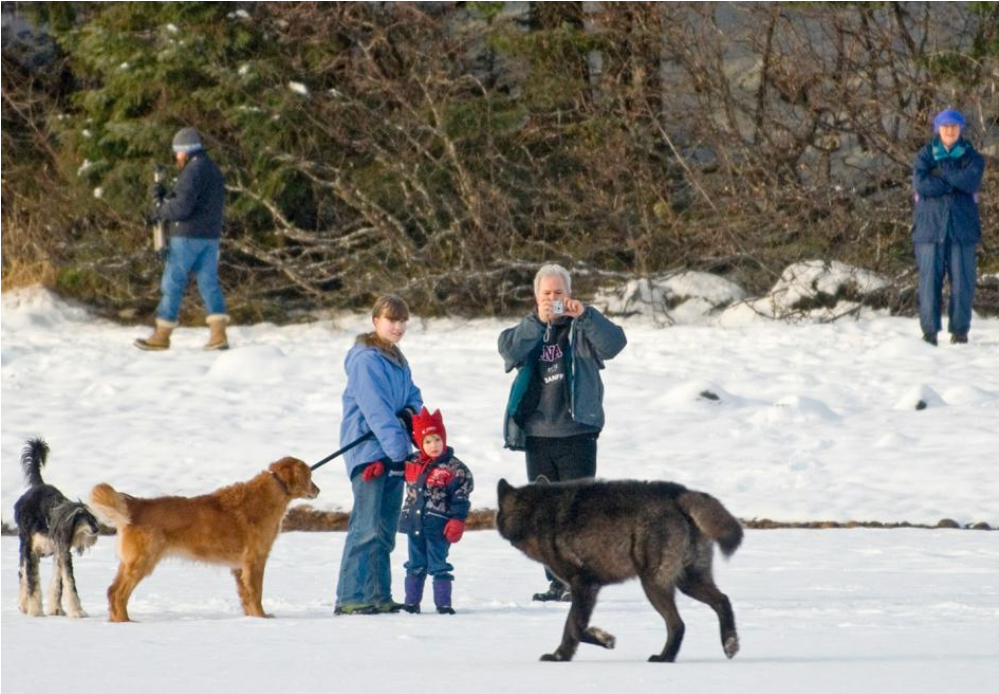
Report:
498,263,627,601
135,127,229,351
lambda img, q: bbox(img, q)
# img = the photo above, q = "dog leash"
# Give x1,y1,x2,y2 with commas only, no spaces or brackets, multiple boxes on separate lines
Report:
310,431,376,471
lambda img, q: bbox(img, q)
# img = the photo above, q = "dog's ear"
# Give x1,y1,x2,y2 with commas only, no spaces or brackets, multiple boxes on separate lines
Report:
497,478,514,500
533,475,551,486
271,457,317,498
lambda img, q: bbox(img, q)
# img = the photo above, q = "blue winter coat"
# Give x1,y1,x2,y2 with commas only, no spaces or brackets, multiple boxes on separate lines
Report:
911,139,985,245
157,152,226,239
398,448,474,537
499,307,627,451
340,338,423,477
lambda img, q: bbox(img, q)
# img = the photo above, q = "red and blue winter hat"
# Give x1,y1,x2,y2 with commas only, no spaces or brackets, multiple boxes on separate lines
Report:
411,406,446,457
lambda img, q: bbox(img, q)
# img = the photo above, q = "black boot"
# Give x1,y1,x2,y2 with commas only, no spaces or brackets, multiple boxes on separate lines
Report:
922,333,938,346
532,579,570,602
433,577,455,615
950,333,968,344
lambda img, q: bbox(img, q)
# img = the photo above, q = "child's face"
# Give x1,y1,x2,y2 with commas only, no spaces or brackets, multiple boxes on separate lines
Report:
422,434,444,459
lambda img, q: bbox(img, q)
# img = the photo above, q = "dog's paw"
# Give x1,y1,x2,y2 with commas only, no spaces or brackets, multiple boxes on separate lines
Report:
68,608,88,619
723,635,740,659
540,652,569,662
648,653,676,663
585,627,616,650
47,607,66,617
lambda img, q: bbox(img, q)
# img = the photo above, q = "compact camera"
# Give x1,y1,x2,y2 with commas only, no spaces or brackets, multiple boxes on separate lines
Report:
552,299,565,315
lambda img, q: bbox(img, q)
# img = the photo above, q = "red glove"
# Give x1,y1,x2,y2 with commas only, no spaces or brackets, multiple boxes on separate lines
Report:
361,461,385,482
444,519,465,544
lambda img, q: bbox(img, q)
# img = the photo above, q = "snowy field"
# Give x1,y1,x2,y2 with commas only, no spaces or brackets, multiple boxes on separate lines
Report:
2,286,998,693
2,530,997,694
2,287,997,526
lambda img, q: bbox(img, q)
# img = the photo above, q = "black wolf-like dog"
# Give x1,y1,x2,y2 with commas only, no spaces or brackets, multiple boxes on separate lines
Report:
14,438,99,617
496,478,743,663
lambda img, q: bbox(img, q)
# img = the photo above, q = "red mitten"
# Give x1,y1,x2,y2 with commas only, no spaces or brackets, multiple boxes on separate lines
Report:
444,519,465,544
405,461,427,484
426,468,454,488
362,461,385,482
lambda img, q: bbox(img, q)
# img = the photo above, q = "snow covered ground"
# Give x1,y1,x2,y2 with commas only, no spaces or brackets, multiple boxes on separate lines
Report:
2,286,998,692
2,287,997,526
2,530,997,693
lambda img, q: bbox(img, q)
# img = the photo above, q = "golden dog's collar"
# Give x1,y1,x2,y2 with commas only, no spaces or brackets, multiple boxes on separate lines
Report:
270,471,291,496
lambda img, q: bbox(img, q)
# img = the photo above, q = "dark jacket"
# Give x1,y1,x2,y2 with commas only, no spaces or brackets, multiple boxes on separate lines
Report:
398,448,474,538
911,139,985,245
340,337,423,478
499,307,627,451
157,152,226,239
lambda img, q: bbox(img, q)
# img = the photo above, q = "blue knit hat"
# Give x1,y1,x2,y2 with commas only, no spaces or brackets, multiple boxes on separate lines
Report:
933,109,965,133
172,127,204,153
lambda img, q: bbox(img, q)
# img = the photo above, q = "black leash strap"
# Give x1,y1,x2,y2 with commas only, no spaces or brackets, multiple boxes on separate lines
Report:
310,431,376,471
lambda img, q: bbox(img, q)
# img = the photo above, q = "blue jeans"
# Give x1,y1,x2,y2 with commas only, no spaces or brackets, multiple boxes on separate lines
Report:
915,237,977,336
156,237,227,322
405,525,454,579
335,472,404,608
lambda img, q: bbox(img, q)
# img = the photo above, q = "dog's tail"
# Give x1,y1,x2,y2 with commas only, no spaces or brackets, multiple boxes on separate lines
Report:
89,483,132,527
20,438,50,487
678,491,743,558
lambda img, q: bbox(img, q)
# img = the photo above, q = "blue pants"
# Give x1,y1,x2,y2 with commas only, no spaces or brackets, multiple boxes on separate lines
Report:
156,237,227,322
335,472,404,608
405,527,453,579
915,237,977,337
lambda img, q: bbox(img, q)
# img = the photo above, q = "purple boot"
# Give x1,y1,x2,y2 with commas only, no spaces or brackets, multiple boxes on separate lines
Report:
433,577,455,615
404,575,425,614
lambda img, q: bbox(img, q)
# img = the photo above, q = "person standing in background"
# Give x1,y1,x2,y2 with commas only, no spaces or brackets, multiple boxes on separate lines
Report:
911,109,985,345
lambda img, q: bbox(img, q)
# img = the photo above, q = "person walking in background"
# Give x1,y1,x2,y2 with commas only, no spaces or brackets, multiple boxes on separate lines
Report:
135,127,229,351
498,263,627,601
398,407,474,615
912,109,986,345
335,294,423,615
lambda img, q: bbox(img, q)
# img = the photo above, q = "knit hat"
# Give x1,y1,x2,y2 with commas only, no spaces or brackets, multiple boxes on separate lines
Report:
411,407,446,457
933,109,965,134
172,127,204,153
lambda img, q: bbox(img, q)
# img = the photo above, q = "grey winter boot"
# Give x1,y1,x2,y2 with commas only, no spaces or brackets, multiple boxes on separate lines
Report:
404,575,426,614
433,577,455,615
134,319,176,351
204,314,230,351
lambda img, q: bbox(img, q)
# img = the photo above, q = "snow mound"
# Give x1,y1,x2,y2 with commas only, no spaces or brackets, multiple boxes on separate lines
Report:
720,261,889,323
750,395,841,425
592,272,745,324
654,380,739,410
205,344,290,383
941,385,996,406
1,286,94,329
768,260,888,310
893,384,945,411
875,432,916,448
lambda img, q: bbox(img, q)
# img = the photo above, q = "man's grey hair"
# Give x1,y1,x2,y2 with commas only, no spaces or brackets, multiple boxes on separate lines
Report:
533,263,572,295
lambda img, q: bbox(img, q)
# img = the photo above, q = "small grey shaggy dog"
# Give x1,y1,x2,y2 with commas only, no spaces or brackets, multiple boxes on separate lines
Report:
496,478,743,663
14,438,100,617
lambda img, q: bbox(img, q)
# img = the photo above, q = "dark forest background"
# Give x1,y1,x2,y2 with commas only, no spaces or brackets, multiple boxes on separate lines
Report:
3,2,997,322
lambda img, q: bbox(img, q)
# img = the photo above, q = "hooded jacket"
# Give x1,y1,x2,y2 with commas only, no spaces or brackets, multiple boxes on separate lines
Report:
340,337,423,477
499,306,627,451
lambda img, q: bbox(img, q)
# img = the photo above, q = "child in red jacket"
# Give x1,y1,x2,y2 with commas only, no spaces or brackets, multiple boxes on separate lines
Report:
398,407,474,614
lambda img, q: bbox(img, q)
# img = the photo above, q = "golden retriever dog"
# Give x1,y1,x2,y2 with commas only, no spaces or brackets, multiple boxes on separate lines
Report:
89,457,319,622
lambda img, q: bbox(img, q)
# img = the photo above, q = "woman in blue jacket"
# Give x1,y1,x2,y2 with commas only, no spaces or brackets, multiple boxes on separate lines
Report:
912,109,986,345
335,295,423,615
